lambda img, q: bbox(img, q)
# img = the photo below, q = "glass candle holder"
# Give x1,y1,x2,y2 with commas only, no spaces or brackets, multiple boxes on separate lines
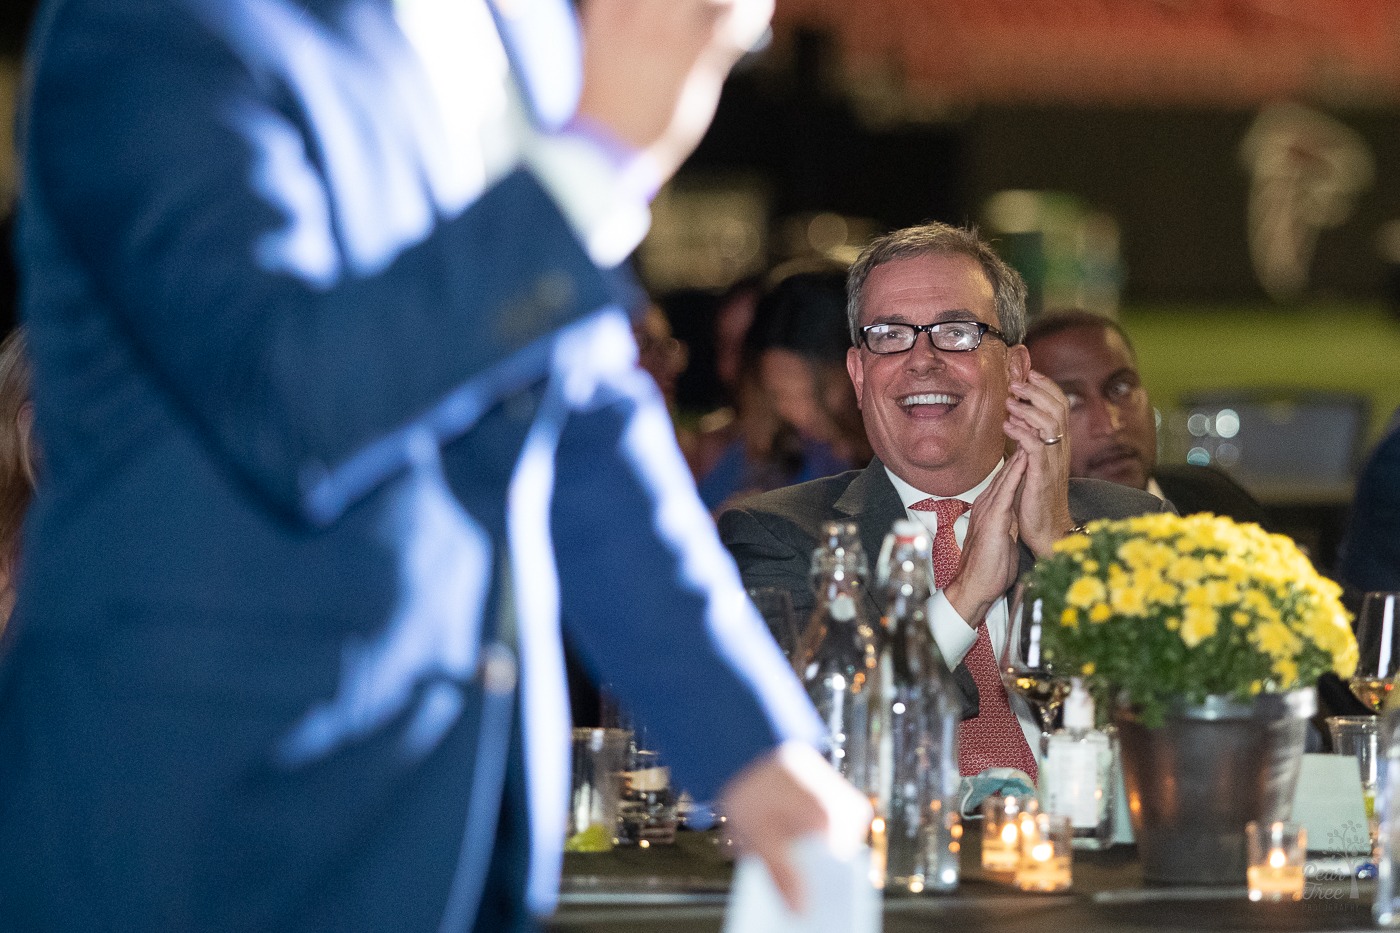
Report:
565,727,630,853
1327,715,1381,850
981,795,1038,876
1246,820,1306,902
1015,812,1073,892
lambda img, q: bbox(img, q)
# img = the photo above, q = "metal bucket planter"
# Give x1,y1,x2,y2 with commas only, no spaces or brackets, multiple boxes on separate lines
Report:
1113,688,1315,885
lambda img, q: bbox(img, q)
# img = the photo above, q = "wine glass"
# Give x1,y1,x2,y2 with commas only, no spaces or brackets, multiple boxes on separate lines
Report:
1350,592,1400,712
1001,589,1072,750
746,586,802,671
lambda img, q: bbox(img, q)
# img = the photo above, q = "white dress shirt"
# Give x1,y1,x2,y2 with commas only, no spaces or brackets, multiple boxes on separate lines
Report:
395,0,652,269
392,0,656,904
884,463,1043,762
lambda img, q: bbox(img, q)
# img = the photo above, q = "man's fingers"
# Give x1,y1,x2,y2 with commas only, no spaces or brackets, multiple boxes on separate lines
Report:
1011,370,1070,412
1008,371,1069,444
975,450,1025,518
716,0,775,54
1005,396,1061,442
717,743,870,916
1004,416,1069,466
576,0,774,180
760,844,806,913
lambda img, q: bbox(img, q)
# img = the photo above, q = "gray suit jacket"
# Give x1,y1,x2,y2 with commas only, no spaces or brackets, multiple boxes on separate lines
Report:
718,458,1172,720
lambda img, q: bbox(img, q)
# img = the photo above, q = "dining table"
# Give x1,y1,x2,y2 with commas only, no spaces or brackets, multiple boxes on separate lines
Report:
548,825,1376,933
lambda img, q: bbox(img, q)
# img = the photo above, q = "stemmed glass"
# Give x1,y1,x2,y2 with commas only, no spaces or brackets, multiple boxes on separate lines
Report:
1350,592,1400,713
1001,589,1072,751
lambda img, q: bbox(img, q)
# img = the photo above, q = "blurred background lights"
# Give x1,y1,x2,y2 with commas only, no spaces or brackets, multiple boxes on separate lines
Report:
806,212,849,254
1215,409,1241,438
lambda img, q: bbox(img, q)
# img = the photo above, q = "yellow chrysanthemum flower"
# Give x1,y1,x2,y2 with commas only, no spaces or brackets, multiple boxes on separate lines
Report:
1066,577,1107,609
1110,580,1149,617
1273,656,1299,687
1031,512,1357,715
1054,534,1091,555
1147,579,1180,605
1180,604,1218,647
1254,620,1299,659
1203,579,1238,606
1166,556,1205,585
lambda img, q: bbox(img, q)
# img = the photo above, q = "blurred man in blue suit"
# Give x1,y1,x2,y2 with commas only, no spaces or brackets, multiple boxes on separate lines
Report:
0,1,867,930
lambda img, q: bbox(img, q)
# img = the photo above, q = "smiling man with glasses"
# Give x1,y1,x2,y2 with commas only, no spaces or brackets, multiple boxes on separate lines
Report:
720,221,1168,777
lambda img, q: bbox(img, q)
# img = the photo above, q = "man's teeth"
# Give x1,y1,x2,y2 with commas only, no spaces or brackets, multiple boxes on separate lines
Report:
901,393,957,407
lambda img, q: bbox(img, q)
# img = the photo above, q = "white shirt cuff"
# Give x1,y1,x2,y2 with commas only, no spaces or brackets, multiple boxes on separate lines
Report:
524,128,656,269
928,590,979,670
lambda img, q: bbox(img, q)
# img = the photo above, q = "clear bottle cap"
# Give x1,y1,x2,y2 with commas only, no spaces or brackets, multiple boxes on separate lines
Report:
811,521,867,582
877,519,931,587
1064,676,1094,730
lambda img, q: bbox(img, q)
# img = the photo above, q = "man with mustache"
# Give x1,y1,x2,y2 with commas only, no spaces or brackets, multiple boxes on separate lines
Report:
720,223,1168,775
1023,310,1268,526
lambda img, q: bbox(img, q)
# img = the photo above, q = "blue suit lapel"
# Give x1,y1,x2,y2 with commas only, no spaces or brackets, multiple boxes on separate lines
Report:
485,0,581,132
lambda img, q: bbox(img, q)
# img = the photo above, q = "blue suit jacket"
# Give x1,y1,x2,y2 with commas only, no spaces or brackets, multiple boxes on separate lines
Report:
1,0,820,929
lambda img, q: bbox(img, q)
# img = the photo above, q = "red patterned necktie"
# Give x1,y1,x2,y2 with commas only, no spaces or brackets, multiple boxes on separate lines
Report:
910,496,1038,780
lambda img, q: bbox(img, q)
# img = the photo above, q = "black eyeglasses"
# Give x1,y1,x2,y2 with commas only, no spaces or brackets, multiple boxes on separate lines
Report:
859,320,1009,354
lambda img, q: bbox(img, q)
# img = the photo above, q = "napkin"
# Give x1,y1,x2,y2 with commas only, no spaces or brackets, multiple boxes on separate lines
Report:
723,835,880,933
959,768,1038,817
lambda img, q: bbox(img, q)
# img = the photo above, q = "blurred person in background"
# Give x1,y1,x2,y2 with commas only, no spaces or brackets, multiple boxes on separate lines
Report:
713,275,764,403
632,303,688,410
0,329,33,632
1324,414,1400,727
1023,310,1269,526
1337,412,1400,594
698,267,870,511
672,275,764,480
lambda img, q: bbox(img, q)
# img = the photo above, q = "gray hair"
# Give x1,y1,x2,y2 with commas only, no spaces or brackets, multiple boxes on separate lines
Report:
845,222,1028,347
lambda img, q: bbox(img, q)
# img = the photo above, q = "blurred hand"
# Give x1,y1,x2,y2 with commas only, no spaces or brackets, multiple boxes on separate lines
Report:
717,741,871,913
575,0,774,185
944,449,1025,626
1003,370,1074,557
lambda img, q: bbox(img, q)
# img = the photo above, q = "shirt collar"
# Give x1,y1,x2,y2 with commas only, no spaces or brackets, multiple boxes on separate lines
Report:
884,459,1005,513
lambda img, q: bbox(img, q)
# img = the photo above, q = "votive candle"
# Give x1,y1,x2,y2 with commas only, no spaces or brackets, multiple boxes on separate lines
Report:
1246,820,1305,902
981,796,1036,875
1015,813,1073,892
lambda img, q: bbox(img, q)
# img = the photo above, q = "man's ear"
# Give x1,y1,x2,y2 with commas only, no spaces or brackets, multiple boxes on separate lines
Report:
846,346,864,410
1008,344,1032,383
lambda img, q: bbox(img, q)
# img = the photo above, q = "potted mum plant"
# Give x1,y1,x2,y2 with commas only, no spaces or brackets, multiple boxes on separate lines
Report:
1022,512,1357,884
